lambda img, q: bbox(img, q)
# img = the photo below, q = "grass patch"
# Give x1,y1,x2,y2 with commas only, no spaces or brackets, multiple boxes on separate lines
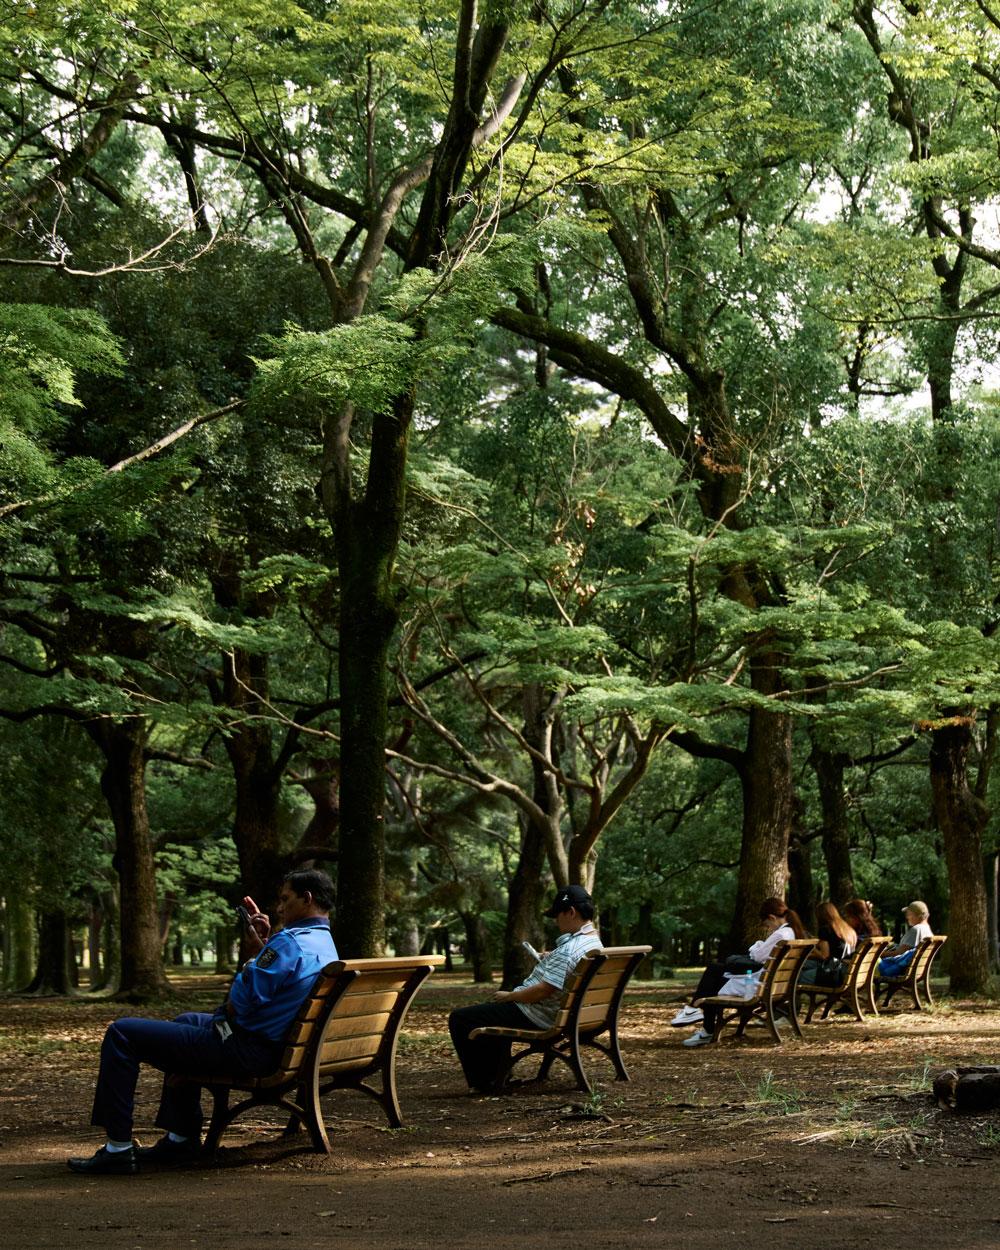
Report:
738,1069,805,1115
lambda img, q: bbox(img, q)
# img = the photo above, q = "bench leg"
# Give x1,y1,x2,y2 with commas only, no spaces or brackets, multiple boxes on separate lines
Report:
605,1021,629,1082
304,1066,332,1153
203,1087,233,1153
847,983,863,1022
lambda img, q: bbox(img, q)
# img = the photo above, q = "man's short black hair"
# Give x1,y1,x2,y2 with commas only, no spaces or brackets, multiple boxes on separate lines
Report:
282,868,334,911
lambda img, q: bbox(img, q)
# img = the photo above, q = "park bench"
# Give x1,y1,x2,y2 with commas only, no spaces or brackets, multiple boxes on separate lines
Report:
877,934,947,1011
468,944,651,1095
180,955,443,1154
695,939,816,1045
798,935,892,1023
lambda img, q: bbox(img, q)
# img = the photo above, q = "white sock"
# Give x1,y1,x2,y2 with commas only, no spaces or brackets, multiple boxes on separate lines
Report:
105,1139,133,1152
166,1132,189,1143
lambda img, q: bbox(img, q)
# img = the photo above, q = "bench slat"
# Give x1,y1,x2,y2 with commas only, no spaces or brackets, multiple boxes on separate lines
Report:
322,1011,392,1040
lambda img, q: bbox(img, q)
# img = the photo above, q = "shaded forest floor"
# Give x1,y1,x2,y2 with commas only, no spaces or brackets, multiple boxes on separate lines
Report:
2,970,1000,1249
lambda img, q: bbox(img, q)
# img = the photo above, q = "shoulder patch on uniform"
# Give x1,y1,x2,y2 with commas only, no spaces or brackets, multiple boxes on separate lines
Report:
256,946,279,969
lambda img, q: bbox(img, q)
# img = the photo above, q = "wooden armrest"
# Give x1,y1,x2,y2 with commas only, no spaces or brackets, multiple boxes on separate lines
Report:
695,993,758,1007
469,1026,560,1041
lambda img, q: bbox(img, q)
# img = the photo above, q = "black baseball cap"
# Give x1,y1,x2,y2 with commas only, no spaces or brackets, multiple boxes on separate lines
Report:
544,884,593,918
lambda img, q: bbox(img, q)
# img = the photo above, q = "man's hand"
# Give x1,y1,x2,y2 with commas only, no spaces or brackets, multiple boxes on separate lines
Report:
242,895,270,953
493,990,513,1002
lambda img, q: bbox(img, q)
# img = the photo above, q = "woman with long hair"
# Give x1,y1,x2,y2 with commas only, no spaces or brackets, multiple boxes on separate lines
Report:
798,901,857,986
673,897,806,1048
843,898,882,940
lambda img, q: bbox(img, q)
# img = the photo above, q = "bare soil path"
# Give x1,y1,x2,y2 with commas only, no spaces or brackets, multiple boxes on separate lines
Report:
2,973,998,1249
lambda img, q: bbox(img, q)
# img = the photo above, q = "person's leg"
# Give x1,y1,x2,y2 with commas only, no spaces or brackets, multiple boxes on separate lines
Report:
692,962,728,1000
448,1001,543,1092
90,1012,231,1142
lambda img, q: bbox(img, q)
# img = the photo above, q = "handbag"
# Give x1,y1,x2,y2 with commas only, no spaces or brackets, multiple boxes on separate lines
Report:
724,954,763,975
815,955,846,984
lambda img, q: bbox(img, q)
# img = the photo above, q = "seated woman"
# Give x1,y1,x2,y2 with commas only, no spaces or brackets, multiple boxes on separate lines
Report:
878,900,932,978
844,898,882,941
674,897,806,1048
798,901,857,986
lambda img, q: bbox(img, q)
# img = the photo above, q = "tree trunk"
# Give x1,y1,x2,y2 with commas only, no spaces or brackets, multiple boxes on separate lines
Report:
293,758,340,863
727,699,794,953
930,720,990,993
502,816,548,990
214,924,235,975
3,893,35,990
87,718,169,999
459,911,493,983
786,834,815,934
96,885,120,993
986,853,1000,972
87,902,103,989
333,513,399,958
24,910,72,995
810,742,856,903
222,649,285,914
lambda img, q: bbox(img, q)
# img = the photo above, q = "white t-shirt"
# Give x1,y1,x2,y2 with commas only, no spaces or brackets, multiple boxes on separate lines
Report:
899,920,932,949
748,923,796,964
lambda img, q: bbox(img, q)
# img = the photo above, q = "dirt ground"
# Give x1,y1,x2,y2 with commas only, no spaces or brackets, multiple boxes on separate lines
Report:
2,971,999,1250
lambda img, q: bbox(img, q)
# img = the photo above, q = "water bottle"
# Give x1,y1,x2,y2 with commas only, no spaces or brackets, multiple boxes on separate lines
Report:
744,969,755,998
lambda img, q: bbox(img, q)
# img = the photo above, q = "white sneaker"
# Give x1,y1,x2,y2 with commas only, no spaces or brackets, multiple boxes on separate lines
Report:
682,1027,714,1048
671,1005,704,1027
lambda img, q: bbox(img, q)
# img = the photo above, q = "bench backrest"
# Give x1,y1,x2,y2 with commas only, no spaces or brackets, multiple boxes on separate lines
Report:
314,956,444,1077
552,945,651,1035
848,935,891,988
267,956,443,1084
909,934,947,983
760,939,816,1003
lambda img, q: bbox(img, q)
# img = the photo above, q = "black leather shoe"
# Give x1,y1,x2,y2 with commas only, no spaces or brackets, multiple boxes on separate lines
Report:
136,1135,201,1166
67,1144,139,1175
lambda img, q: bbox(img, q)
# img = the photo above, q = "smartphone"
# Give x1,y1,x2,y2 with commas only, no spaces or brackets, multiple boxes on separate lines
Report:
236,904,253,932
522,940,541,962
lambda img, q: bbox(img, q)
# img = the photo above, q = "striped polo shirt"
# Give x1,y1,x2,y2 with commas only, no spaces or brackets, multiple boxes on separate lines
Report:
517,921,602,1029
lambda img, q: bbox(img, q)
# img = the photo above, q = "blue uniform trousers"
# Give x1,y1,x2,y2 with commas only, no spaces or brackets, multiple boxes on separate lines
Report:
90,1011,283,1141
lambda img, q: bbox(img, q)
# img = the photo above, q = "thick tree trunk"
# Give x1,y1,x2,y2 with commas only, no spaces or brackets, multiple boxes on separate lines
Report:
930,720,990,993
727,699,794,953
23,910,72,995
334,509,399,957
87,718,169,999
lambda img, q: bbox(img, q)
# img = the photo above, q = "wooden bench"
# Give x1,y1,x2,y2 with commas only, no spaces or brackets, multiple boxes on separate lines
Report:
798,936,892,1023
877,934,947,1011
468,945,651,1094
181,955,443,1153
695,939,816,1044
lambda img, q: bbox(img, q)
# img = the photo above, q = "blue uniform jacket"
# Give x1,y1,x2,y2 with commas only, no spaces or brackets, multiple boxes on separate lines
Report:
228,917,337,1041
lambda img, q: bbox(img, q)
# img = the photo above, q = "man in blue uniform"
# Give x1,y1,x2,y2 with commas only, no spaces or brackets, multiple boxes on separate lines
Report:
67,868,337,1175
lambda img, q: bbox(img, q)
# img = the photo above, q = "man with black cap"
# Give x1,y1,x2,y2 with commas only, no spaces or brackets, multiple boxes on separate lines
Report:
448,883,601,1094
